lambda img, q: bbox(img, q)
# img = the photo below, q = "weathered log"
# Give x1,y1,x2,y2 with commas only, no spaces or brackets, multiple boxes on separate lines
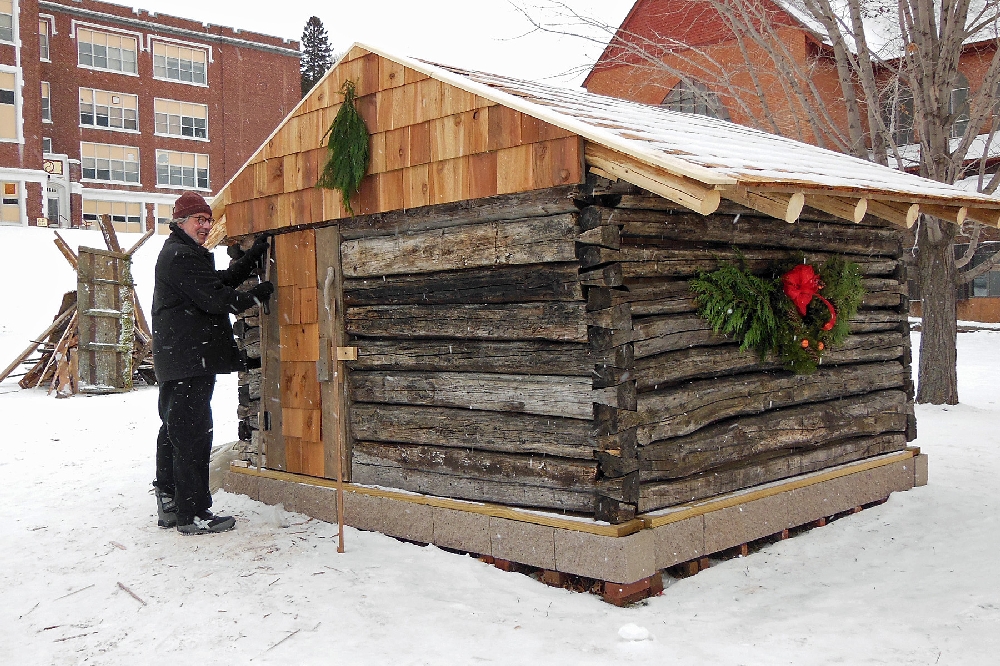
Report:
577,224,621,249
350,371,597,419
631,314,729,359
638,433,907,511
634,331,906,390
848,311,908,333
625,361,905,444
340,184,580,239
579,247,899,279
597,471,639,503
343,262,584,306
601,211,901,256
346,302,589,342
579,263,624,287
353,441,598,490
349,403,596,458
351,461,594,512
640,390,908,479
341,215,578,278
350,339,611,376
594,496,637,523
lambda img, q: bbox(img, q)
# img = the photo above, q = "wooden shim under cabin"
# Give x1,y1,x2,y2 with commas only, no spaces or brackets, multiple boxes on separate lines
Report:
623,361,905,444
353,441,598,491
338,184,580,240
350,371,597,419
349,339,605,376
634,330,907,390
351,460,595,513
350,403,596,458
638,433,907,511
639,390,908,479
340,214,578,278
346,302,589,342
343,262,584,306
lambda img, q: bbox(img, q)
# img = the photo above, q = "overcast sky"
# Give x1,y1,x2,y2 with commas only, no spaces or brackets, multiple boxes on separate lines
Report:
118,1,635,86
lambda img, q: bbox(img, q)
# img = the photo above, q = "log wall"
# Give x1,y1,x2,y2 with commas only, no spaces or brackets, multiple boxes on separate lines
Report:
340,188,606,514
577,178,914,516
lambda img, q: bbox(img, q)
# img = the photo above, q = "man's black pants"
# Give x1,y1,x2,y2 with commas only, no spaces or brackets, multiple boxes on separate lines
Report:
155,375,216,521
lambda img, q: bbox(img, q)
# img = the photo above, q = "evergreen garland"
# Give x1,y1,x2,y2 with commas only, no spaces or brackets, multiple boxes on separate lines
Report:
690,254,865,374
317,80,369,215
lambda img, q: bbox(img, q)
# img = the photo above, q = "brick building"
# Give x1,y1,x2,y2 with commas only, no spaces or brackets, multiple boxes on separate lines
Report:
584,0,1000,320
0,0,301,232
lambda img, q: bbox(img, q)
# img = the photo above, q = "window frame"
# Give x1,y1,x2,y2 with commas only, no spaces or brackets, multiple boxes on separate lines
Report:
661,79,730,121
0,65,21,144
80,141,141,186
74,22,140,77
150,37,211,87
39,16,52,61
0,0,15,45
42,137,52,153
153,98,209,141
155,149,210,191
41,81,51,123
82,199,144,234
79,87,140,134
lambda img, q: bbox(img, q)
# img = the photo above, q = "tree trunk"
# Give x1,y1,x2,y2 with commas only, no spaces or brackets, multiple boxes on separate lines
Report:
916,216,958,404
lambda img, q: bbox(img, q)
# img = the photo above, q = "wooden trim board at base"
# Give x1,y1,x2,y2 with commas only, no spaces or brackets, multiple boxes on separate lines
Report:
227,465,646,537
228,448,919,537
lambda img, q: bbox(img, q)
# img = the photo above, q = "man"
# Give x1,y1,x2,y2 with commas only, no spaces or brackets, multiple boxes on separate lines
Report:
151,191,273,535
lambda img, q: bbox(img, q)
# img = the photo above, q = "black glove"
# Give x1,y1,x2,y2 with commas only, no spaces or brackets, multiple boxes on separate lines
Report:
227,243,246,260
249,281,274,303
244,233,272,262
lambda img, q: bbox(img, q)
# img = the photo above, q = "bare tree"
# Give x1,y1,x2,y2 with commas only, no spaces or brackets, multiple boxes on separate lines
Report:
517,0,1000,404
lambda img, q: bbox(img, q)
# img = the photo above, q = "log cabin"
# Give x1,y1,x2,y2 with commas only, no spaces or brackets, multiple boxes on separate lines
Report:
213,43,998,593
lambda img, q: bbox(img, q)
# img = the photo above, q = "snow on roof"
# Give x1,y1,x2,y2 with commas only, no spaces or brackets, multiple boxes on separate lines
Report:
366,44,999,206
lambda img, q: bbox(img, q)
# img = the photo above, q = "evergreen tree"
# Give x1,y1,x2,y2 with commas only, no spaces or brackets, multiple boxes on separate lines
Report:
300,16,332,97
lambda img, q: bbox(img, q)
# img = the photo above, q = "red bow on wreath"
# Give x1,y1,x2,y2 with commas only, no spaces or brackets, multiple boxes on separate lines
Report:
781,264,836,331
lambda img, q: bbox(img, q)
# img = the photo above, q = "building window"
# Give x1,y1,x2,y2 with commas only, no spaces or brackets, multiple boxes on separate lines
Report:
156,203,173,234
154,99,208,139
153,41,208,85
157,150,209,190
0,70,16,141
79,88,139,132
41,82,51,122
972,271,1000,297
662,80,730,121
39,19,51,60
883,83,915,146
83,199,143,233
77,27,138,75
81,142,140,184
42,137,52,153
1,182,19,225
0,1,13,43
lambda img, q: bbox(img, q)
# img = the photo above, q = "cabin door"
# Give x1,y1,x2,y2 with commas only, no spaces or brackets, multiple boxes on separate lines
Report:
261,226,349,480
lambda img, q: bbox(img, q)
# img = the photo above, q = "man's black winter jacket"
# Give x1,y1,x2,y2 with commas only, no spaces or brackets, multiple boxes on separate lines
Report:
152,226,260,383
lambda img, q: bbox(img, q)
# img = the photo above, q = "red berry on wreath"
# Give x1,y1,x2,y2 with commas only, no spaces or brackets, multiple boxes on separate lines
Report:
818,341,825,351
801,339,810,348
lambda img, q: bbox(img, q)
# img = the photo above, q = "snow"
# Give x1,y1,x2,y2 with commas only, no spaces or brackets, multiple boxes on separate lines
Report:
2,226,1000,664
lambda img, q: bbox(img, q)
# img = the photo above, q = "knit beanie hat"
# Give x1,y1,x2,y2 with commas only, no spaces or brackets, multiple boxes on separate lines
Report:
173,191,212,219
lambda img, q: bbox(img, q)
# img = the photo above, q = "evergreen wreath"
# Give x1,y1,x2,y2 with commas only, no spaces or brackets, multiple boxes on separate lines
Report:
690,253,865,374
317,80,370,215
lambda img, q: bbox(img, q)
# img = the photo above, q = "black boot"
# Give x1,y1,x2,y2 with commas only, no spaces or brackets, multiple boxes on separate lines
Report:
155,488,177,528
176,510,236,535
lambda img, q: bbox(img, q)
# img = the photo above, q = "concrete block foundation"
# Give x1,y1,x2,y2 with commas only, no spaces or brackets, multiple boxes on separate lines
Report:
223,449,925,589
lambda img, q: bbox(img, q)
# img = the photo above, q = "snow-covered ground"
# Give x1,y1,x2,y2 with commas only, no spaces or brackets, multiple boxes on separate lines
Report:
1,226,998,665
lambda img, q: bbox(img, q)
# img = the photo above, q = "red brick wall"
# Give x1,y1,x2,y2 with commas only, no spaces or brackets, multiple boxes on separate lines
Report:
1,0,44,173
39,0,300,197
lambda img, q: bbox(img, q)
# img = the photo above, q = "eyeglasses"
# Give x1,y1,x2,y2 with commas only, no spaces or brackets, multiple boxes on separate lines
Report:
190,216,215,226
